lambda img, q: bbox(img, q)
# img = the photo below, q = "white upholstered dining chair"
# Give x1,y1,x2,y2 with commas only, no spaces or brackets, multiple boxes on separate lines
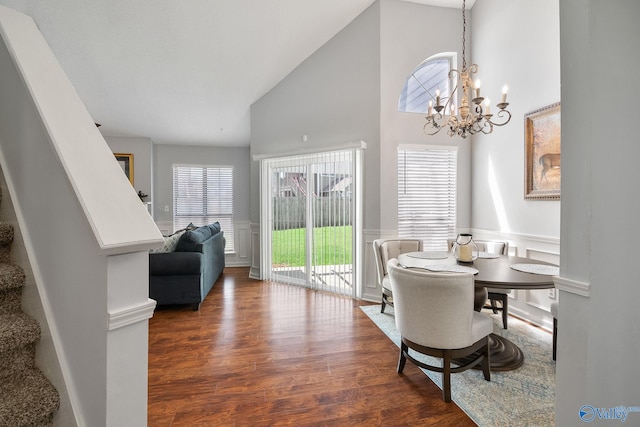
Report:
372,239,423,313
387,258,492,402
447,238,510,328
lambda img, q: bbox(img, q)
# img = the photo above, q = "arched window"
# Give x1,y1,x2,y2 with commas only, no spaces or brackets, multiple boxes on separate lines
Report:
398,52,456,114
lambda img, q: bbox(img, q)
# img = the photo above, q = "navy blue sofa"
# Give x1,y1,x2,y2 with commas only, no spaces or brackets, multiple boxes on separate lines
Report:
149,222,225,310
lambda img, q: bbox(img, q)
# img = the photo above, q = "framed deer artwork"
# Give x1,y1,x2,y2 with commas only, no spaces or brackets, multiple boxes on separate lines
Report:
525,102,560,200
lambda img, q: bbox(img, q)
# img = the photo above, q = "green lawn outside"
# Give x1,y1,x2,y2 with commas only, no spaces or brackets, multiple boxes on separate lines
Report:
272,226,352,267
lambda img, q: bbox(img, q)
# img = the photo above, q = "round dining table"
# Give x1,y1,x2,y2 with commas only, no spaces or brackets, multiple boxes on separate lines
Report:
396,251,558,371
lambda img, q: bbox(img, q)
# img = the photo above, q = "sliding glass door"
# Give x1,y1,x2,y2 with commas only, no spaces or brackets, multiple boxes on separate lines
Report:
260,147,362,297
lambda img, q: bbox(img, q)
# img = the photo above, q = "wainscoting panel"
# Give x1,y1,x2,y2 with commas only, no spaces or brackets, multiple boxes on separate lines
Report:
249,223,261,280
471,229,560,331
361,229,398,303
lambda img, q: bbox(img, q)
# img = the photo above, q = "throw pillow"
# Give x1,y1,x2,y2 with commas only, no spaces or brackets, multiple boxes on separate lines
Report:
208,222,221,235
149,230,186,253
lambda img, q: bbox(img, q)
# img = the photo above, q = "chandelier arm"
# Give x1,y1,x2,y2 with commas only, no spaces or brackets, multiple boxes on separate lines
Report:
486,109,512,127
424,122,445,136
481,122,494,135
441,68,461,111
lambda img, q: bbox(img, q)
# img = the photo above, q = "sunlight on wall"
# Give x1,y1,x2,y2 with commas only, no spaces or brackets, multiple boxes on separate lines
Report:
488,157,510,232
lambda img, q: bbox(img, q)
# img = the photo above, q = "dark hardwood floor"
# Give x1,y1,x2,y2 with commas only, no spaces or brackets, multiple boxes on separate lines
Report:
148,267,476,426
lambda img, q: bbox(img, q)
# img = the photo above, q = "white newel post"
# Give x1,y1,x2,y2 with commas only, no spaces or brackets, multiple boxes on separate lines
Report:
106,252,157,427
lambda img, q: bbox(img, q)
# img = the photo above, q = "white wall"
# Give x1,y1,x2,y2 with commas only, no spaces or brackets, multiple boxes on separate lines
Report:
471,0,560,237
557,0,640,425
469,0,561,328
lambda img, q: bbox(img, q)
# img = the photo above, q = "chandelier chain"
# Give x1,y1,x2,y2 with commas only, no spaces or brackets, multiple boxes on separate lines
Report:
461,0,466,70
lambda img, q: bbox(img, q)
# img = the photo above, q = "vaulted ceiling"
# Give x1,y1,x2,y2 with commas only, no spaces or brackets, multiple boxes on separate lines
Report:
0,0,473,146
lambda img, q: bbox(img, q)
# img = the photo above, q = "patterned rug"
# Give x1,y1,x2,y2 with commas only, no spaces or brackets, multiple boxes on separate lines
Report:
360,305,555,426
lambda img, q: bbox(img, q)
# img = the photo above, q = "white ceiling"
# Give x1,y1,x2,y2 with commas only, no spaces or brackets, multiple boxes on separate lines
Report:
0,0,473,147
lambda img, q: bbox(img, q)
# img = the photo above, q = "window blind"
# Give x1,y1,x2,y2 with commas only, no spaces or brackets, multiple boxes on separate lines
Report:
397,146,457,251
173,165,234,252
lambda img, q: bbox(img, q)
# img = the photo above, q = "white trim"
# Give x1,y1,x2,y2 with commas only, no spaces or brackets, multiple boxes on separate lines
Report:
554,276,590,297
252,140,366,161
397,143,458,152
249,223,261,279
108,299,157,331
470,227,560,246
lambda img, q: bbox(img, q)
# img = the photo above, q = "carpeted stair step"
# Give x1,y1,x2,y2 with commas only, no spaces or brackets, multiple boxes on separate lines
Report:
0,342,37,382
0,222,14,263
0,263,26,314
0,312,40,381
0,368,60,427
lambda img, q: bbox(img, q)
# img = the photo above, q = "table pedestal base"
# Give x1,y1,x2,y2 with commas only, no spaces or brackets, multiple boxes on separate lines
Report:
453,333,524,372
464,287,525,371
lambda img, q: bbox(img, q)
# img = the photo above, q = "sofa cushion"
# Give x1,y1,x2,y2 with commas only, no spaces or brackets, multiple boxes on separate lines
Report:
175,225,213,252
150,230,186,253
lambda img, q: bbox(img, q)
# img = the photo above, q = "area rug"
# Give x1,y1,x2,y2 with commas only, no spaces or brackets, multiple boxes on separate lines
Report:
360,305,555,426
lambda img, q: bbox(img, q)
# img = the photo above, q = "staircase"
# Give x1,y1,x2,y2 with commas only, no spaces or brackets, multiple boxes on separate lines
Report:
0,188,59,426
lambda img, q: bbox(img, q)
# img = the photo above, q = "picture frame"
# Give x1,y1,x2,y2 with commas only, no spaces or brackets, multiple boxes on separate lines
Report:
114,153,134,185
524,102,561,200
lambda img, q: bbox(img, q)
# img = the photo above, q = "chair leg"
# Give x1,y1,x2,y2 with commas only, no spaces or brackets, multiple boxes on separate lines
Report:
552,317,558,360
397,342,408,374
490,299,499,314
381,291,393,313
501,295,508,329
482,337,491,381
442,350,452,403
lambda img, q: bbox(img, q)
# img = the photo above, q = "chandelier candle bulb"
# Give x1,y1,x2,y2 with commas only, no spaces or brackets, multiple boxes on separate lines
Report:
501,85,508,104
436,89,441,106
484,98,491,115
475,79,481,98
428,100,433,116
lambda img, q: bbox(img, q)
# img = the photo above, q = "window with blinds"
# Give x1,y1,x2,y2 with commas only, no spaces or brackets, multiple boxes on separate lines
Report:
397,146,457,251
173,165,234,252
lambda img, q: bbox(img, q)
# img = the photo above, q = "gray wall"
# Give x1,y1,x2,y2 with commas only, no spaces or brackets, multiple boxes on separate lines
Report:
250,1,381,229
557,0,640,424
379,0,470,231
153,144,250,226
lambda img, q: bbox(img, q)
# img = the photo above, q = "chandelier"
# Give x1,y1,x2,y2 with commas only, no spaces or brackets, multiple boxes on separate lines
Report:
424,0,511,138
